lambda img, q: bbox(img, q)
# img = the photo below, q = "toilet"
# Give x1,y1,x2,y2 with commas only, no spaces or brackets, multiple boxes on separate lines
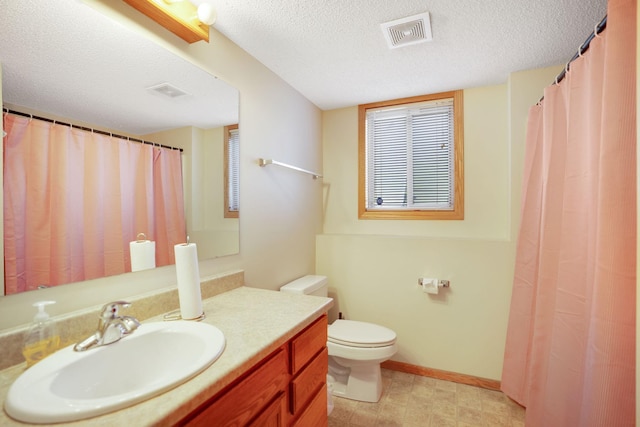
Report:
280,275,397,403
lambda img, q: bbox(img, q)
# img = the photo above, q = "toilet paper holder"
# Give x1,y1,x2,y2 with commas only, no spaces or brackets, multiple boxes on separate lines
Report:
418,278,450,288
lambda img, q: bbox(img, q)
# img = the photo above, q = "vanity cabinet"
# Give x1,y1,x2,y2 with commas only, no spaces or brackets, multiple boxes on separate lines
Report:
179,315,328,427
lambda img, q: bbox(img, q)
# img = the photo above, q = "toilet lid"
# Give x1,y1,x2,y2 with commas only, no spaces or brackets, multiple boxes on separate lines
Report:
328,320,396,348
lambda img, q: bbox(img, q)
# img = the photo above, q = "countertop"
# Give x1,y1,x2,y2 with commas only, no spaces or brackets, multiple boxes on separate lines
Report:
0,287,333,426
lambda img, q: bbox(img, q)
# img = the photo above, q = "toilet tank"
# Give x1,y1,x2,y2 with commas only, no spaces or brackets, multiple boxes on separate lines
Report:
280,275,328,297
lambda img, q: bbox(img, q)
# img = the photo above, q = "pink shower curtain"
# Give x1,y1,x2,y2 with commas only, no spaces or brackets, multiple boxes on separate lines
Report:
501,0,636,425
3,114,186,294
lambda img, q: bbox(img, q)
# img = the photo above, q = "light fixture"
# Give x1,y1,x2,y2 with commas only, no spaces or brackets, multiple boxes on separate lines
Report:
161,0,216,25
124,0,217,43
196,3,216,26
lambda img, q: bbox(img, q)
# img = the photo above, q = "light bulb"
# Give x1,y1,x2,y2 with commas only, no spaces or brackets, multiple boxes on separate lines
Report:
197,3,216,26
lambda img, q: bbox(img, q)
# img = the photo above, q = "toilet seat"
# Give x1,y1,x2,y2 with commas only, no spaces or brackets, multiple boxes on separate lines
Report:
328,320,396,348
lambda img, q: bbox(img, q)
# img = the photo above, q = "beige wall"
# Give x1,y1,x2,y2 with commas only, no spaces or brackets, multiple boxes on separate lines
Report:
0,1,322,329
317,66,561,380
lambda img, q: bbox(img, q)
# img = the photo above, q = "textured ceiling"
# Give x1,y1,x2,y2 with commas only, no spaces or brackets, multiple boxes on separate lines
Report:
0,0,608,135
203,0,608,110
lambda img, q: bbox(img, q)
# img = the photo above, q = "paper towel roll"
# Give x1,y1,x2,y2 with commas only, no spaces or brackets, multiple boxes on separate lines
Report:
174,243,203,320
130,240,156,272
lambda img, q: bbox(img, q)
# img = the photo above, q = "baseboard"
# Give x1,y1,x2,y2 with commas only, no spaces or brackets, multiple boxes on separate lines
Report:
381,360,501,391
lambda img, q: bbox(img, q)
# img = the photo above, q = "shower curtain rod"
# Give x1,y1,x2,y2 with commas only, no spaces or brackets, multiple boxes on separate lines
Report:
546,14,608,91
2,107,184,153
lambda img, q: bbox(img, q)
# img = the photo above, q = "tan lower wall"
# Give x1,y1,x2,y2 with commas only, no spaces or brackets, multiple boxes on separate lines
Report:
317,234,513,380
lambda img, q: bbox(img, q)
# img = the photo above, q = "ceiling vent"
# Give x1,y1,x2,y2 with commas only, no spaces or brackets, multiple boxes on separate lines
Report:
146,82,189,98
381,12,432,49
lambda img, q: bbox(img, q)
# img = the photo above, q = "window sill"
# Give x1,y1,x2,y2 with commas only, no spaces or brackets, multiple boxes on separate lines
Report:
358,208,464,220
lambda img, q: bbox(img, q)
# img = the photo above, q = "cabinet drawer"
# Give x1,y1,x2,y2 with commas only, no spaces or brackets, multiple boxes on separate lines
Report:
290,315,327,374
292,383,328,427
184,348,288,426
290,348,328,415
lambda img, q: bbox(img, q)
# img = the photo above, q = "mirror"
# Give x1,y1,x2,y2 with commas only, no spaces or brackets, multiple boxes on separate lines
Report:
0,1,239,294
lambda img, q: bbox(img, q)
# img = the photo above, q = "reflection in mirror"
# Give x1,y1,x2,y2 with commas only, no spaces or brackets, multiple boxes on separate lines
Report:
3,111,187,294
224,125,240,219
0,1,239,295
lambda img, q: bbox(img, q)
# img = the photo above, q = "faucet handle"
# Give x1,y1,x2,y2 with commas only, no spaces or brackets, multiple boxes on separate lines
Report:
100,301,132,319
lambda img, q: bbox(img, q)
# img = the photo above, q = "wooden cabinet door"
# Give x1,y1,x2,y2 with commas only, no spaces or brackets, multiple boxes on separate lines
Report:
292,383,328,427
179,314,329,427
183,349,288,427
248,392,286,427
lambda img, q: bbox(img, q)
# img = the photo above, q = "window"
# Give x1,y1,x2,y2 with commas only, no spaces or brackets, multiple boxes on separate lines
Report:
358,90,464,220
224,124,239,218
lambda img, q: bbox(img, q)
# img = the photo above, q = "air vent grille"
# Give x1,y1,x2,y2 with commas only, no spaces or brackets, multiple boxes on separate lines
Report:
381,12,432,49
146,83,189,98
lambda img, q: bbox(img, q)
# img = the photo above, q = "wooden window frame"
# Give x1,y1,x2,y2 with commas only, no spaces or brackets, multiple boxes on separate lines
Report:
358,90,464,220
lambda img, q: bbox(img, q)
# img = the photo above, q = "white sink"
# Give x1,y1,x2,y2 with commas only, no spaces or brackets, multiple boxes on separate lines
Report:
4,321,225,424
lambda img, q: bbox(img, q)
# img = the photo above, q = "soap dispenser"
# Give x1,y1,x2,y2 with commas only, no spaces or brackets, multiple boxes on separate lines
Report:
22,301,60,368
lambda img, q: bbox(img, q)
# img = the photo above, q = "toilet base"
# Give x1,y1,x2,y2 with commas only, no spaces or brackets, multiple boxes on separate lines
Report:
328,358,384,403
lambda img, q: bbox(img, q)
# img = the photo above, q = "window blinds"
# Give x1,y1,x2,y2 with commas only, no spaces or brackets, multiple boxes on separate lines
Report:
365,98,454,210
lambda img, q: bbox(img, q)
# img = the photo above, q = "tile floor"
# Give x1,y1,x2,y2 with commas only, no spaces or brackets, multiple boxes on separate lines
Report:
328,369,525,427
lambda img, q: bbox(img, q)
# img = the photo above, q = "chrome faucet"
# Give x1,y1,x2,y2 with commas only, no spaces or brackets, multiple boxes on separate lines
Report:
73,301,141,352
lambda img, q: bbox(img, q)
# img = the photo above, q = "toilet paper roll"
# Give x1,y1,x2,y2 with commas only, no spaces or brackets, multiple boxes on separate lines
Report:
130,240,156,272
422,278,439,295
174,243,203,320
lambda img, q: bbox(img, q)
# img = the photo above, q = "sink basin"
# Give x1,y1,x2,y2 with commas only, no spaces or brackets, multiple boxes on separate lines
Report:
5,321,225,424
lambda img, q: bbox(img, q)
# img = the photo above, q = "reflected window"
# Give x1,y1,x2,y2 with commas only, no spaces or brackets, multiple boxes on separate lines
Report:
224,124,239,218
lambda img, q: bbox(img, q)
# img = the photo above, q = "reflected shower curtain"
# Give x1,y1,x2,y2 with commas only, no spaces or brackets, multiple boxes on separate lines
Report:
152,146,186,267
3,114,186,294
500,0,636,425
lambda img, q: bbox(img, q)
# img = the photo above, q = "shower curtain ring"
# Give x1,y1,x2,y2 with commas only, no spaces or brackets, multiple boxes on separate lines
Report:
594,22,602,37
